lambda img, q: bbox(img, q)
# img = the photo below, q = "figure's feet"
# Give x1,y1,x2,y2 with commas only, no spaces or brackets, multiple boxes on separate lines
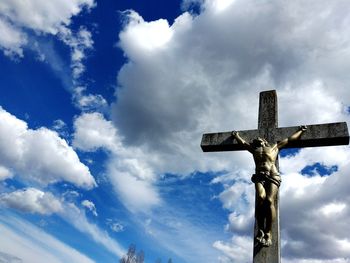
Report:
255,229,264,244
262,233,272,247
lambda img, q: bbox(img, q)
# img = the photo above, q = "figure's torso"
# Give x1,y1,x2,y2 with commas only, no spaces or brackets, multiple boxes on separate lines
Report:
252,146,279,175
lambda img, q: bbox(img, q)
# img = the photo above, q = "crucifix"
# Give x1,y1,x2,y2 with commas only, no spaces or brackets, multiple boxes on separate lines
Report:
201,90,349,262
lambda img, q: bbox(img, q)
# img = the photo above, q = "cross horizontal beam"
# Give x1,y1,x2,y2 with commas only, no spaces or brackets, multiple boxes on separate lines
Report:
201,122,349,152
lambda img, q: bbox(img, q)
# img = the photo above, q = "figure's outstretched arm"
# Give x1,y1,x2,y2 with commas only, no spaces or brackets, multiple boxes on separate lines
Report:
277,125,307,149
232,131,253,152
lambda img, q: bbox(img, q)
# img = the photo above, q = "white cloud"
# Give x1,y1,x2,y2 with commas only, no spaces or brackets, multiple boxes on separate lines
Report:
62,190,81,202
0,188,63,215
320,202,346,216
73,112,118,152
0,251,22,263
0,107,96,189
0,0,103,113
106,219,125,233
205,0,236,13
107,165,161,212
278,81,346,128
280,146,349,176
58,26,94,80
0,185,125,259
52,119,69,138
279,146,350,260
218,181,252,211
110,0,350,261
0,213,95,263
73,112,161,212
52,119,67,131
82,199,98,216
213,236,251,263
0,18,26,57
114,0,350,156
0,0,94,56
0,0,94,34
119,10,173,55
73,87,108,112
0,165,12,181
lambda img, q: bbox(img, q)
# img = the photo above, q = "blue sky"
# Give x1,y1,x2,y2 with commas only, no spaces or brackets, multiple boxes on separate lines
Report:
1,1,350,262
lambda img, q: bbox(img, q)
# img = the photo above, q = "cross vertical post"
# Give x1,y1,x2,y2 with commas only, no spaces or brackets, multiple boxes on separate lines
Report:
254,90,280,262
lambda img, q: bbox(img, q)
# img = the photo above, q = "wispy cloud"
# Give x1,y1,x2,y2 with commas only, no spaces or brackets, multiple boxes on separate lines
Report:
82,199,98,216
106,219,125,233
0,213,95,263
61,202,125,258
0,187,126,259
0,0,108,112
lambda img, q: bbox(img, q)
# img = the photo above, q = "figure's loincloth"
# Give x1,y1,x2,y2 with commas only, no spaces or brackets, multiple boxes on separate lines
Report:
251,171,281,188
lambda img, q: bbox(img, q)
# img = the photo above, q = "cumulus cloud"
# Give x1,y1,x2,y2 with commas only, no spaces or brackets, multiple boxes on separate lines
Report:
73,112,118,151
0,107,96,189
114,0,350,152
107,0,350,261
279,146,350,260
119,10,174,55
0,188,63,215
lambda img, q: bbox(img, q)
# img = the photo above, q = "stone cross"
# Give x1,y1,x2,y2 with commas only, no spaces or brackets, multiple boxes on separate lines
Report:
201,90,349,263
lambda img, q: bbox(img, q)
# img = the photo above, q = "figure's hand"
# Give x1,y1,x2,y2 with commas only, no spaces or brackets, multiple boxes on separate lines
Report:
232,131,238,137
299,125,307,131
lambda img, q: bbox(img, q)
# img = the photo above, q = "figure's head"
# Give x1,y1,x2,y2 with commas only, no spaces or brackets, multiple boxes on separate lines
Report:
252,137,269,147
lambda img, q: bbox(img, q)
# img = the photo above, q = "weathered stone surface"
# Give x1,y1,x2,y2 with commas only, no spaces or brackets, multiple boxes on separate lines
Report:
258,90,278,130
253,199,280,262
201,122,349,152
254,90,280,263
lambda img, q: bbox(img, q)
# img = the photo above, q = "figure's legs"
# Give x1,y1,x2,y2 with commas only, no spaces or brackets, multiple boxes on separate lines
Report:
255,182,266,243
263,182,278,247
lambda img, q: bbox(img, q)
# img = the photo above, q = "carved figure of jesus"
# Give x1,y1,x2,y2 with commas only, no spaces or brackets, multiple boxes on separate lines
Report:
232,125,307,247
